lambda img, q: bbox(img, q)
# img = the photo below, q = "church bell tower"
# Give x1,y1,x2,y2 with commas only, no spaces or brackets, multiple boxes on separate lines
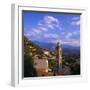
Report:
56,41,62,72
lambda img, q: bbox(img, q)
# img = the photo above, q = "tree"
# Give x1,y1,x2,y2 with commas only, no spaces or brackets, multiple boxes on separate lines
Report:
24,36,37,77
49,59,55,70
24,54,37,77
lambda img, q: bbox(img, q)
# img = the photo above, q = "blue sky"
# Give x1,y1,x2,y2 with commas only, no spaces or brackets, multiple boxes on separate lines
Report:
23,11,80,46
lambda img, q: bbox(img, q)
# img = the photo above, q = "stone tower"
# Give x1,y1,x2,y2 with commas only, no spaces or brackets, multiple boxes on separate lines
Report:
56,41,62,72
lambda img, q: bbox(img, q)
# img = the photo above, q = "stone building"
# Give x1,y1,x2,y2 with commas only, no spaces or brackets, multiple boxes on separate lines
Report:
33,58,48,76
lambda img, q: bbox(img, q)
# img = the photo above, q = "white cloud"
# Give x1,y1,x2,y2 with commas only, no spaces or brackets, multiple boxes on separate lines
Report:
71,20,80,26
62,39,80,46
28,15,62,39
49,38,80,46
48,39,62,45
61,32,65,35
65,32,72,39
44,16,59,24
38,26,48,32
32,29,42,34
44,33,59,39
70,40,80,46
24,33,30,37
32,26,48,34
71,16,80,26
39,15,62,30
73,31,80,35
72,17,79,20
38,21,43,26
72,40,80,46
24,31,36,40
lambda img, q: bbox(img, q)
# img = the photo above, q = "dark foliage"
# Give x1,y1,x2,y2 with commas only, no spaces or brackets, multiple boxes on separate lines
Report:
24,36,38,77
62,54,80,75
71,63,80,75
24,54,37,77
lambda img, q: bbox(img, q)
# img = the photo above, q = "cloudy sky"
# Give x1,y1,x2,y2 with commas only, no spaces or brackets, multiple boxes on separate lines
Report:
23,11,80,47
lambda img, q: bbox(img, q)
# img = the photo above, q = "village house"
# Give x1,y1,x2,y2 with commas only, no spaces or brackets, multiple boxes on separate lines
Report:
43,48,50,55
33,59,48,76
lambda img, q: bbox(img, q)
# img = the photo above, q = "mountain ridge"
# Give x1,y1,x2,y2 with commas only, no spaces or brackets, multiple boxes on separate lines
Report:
33,41,80,55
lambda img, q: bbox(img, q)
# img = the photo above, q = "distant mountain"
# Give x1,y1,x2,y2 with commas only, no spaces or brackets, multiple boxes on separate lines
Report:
62,44,80,55
33,41,80,55
34,41,55,50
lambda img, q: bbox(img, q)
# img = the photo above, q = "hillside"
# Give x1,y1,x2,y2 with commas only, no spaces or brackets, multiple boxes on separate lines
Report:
24,36,44,57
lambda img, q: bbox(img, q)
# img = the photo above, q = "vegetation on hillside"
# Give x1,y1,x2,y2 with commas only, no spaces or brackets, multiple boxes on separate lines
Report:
62,54,80,75
24,36,41,77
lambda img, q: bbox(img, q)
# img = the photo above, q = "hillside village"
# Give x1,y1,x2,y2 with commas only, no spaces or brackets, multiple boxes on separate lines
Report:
24,36,80,77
